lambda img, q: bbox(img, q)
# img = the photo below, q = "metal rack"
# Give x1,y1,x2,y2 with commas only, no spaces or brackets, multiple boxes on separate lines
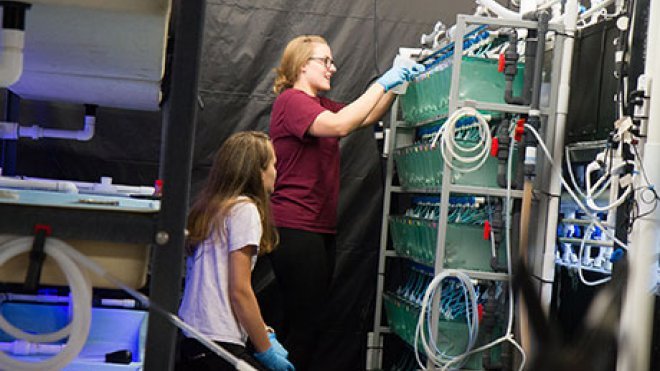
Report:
368,14,567,370
0,1,206,370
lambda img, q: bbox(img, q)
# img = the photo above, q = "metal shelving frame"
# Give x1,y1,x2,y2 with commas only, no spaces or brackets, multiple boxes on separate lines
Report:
0,1,206,370
368,14,567,370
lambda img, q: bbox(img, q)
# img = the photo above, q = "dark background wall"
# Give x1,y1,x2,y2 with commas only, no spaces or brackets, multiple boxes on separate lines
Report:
4,1,475,369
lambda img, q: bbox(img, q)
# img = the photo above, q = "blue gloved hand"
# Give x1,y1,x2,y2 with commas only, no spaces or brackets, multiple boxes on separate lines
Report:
267,332,289,358
254,346,295,371
376,66,412,92
410,63,426,75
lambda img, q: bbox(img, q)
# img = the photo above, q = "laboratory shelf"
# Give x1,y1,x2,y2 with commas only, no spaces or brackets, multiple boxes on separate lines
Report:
383,292,486,370
0,187,160,212
557,237,614,247
395,114,449,128
0,187,159,243
0,202,157,244
370,13,565,371
391,185,524,198
389,217,505,272
458,269,510,282
448,185,524,198
0,1,206,370
384,252,510,282
555,259,611,275
456,100,550,116
560,218,613,228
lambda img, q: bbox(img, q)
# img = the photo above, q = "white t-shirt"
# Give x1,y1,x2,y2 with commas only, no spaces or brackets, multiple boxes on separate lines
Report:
178,199,262,345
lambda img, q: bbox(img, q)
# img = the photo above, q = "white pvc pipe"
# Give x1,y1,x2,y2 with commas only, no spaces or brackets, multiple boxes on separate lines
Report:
0,340,64,356
550,0,615,23
19,115,95,141
539,0,578,309
0,293,69,305
0,176,78,193
21,176,156,196
580,0,615,19
0,292,136,309
478,0,615,23
475,0,522,19
0,114,96,141
0,29,25,87
520,0,538,16
617,0,660,369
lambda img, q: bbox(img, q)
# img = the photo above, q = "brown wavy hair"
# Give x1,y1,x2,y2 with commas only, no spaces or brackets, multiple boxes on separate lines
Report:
186,131,277,255
273,35,328,95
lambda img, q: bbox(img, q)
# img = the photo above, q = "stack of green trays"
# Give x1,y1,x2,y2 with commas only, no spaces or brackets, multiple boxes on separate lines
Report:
389,216,437,265
401,56,525,125
444,224,505,271
393,144,442,188
401,67,451,124
393,141,517,189
389,216,505,271
383,292,483,369
383,292,420,346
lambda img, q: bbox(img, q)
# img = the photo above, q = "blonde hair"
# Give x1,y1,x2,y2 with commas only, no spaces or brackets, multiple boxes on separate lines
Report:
273,35,328,95
186,131,278,255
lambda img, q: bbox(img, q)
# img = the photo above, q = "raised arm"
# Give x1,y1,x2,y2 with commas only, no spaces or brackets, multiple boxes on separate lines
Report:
308,66,411,137
361,91,396,127
308,83,387,137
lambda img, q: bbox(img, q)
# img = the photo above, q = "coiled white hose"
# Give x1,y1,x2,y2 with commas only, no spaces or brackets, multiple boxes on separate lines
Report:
430,107,492,174
0,236,256,371
414,269,479,369
0,237,92,371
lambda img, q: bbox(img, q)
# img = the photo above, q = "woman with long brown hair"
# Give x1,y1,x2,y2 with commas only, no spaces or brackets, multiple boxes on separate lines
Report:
178,131,294,371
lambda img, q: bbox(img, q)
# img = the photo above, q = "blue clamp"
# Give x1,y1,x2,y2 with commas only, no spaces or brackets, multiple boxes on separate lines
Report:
610,248,625,263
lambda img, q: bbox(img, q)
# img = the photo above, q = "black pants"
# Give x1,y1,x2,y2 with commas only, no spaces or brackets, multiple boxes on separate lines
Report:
265,227,336,371
178,337,268,371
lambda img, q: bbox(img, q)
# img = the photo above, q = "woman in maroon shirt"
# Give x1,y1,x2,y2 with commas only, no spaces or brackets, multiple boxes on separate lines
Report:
265,34,415,370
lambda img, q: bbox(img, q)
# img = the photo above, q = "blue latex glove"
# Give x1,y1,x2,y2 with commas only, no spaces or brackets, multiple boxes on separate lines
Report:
268,332,289,358
410,63,426,75
376,66,412,92
254,347,295,371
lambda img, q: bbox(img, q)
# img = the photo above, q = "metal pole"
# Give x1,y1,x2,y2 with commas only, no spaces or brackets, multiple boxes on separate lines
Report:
539,0,578,310
144,0,206,370
367,98,401,370
617,1,660,370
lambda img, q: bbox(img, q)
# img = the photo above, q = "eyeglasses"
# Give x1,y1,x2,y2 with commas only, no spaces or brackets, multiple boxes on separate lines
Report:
308,56,337,69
